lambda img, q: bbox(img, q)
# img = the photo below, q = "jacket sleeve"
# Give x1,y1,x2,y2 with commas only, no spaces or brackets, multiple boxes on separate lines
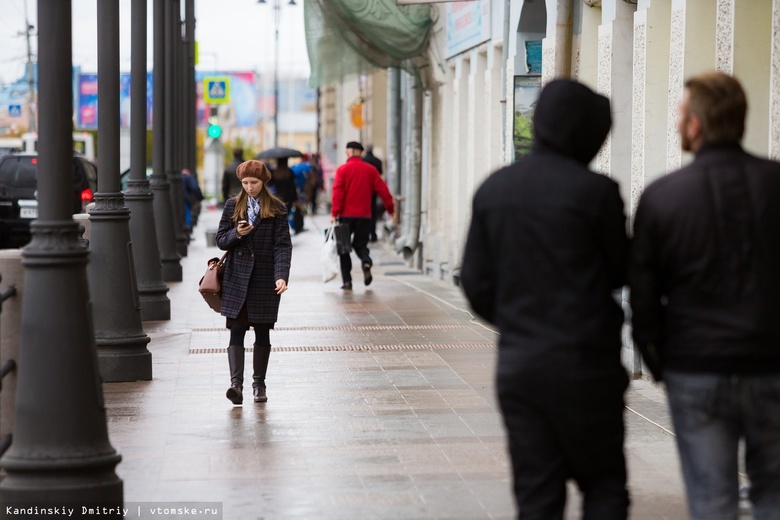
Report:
373,172,395,216
460,197,496,324
215,199,243,250
331,166,345,217
628,193,666,381
273,208,293,283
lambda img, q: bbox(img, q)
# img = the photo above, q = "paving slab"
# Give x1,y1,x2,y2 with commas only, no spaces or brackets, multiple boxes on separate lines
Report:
101,207,704,519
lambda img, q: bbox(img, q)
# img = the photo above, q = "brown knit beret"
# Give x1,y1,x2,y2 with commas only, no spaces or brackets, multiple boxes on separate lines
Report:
236,160,271,183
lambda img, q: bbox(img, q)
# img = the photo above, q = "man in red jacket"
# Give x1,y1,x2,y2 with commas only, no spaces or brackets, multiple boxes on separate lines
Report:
331,141,395,290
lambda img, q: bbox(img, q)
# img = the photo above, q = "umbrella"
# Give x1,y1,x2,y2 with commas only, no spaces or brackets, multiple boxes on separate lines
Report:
254,147,304,160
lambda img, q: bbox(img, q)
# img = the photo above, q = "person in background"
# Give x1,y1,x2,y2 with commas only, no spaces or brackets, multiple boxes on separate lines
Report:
216,160,292,405
182,168,203,233
362,145,383,242
290,154,312,233
630,71,780,520
331,141,395,291
267,157,301,234
461,79,630,520
222,147,244,203
304,153,324,215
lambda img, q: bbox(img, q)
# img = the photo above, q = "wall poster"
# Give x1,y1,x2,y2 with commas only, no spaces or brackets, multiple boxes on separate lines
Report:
513,75,542,162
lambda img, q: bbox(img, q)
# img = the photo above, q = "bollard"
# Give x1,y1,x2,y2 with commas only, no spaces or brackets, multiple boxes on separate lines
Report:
205,229,217,248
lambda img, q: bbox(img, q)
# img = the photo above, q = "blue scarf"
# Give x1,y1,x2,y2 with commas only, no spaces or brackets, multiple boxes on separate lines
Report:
247,196,260,225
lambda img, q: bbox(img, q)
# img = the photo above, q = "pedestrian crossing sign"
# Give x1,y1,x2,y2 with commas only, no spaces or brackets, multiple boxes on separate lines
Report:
203,76,230,104
8,104,22,118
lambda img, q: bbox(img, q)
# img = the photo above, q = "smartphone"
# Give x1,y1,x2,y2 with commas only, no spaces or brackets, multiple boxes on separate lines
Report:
238,220,249,227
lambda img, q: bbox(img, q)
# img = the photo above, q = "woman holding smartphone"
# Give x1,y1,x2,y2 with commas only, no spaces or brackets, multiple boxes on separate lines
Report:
215,160,292,405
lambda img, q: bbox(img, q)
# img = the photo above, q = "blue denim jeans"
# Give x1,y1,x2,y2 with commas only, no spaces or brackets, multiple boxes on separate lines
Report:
665,370,780,520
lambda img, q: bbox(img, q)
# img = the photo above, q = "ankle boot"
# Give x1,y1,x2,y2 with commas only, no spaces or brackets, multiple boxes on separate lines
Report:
252,343,271,402
226,344,245,405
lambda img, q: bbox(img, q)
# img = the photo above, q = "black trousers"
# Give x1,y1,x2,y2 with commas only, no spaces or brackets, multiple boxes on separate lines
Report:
338,217,372,284
496,365,630,520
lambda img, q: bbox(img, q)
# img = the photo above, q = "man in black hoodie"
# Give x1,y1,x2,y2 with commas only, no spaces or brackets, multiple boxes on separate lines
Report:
461,79,630,520
630,71,780,520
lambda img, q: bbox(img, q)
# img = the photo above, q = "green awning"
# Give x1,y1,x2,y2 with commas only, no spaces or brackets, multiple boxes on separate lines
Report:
304,0,433,88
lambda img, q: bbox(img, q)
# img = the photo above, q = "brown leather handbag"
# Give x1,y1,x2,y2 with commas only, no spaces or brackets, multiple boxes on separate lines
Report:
198,250,229,313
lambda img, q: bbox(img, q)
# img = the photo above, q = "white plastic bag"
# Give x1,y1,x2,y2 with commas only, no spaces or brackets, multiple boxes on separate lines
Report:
321,227,340,283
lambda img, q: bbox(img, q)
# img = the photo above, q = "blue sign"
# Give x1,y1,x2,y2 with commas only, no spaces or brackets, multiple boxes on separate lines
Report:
203,76,230,104
8,104,22,118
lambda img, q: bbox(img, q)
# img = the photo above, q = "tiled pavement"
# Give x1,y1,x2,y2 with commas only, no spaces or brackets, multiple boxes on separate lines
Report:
104,207,693,519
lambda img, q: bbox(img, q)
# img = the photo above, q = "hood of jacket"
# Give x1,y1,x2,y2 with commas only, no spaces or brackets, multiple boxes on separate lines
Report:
532,79,612,165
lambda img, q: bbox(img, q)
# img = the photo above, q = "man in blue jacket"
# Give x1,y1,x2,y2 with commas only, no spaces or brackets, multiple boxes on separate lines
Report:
461,80,630,520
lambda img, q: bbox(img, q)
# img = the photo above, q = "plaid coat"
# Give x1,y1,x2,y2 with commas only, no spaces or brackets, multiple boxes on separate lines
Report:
216,198,292,324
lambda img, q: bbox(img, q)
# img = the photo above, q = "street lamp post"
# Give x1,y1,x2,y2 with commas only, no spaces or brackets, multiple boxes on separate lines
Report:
258,0,296,148
0,0,123,503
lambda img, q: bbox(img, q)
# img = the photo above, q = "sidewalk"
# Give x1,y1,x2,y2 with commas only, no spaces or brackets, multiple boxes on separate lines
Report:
104,206,689,519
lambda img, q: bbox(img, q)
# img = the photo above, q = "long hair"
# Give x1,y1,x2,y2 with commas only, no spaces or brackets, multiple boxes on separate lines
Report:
231,182,286,223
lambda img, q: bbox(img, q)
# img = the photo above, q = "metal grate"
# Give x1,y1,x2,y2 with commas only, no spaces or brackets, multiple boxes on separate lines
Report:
189,343,495,354
191,325,468,332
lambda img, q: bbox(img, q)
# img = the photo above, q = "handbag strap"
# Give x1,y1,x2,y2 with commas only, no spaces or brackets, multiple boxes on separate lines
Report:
217,249,229,267
209,249,229,269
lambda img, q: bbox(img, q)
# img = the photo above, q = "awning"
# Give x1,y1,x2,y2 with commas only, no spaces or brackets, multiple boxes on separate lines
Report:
304,0,433,88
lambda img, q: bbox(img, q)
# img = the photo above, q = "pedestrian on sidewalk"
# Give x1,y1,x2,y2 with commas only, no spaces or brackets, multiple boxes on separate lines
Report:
222,147,244,203
461,79,630,520
267,157,302,234
216,160,292,405
331,141,395,290
362,145,384,242
630,71,780,520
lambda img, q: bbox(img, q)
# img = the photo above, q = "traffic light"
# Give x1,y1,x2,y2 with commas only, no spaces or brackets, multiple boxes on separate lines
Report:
207,106,221,139
207,116,221,139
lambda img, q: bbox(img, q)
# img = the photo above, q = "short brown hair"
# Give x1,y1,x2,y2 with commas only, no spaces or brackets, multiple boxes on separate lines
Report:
684,72,747,146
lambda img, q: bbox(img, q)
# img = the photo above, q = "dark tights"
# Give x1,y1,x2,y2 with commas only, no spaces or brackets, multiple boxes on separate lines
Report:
229,325,270,347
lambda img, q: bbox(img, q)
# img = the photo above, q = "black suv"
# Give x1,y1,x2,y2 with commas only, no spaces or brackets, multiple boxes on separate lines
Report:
0,153,95,248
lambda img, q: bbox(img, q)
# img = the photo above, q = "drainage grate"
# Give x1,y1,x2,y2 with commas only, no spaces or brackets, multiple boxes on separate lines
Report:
191,325,468,333
189,343,495,354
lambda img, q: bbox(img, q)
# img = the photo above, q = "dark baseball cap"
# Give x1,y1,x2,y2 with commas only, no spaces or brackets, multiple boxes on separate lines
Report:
345,141,364,152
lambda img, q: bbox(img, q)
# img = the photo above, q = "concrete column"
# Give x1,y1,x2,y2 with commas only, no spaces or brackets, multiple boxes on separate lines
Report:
771,0,780,160
577,2,601,90
734,0,772,156
440,64,455,279
646,0,672,184
667,0,717,170
465,49,486,237
425,78,446,278
595,0,634,204
485,45,503,175
631,7,647,218
452,56,469,272
716,0,734,73
666,4,685,171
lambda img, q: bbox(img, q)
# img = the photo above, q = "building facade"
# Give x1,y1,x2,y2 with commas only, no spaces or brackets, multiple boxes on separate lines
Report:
314,0,780,284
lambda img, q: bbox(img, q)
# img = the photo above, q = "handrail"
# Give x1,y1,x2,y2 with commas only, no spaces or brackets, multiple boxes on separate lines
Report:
0,285,16,304
0,273,18,457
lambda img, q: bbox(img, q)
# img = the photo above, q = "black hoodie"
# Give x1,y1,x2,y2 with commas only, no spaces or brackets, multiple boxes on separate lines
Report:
461,79,629,370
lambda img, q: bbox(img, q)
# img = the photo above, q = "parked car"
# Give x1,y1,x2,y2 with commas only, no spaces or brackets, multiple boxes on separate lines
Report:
0,152,95,248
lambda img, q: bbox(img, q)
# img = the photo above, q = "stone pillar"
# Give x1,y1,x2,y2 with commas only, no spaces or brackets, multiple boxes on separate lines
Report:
631,7,648,218
666,4,686,171
716,0,734,73
771,0,780,160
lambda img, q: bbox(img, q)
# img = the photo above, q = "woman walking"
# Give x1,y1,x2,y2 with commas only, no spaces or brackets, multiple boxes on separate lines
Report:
216,160,292,405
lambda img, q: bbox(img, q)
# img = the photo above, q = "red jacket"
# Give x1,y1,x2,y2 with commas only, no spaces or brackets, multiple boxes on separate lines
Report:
331,156,395,218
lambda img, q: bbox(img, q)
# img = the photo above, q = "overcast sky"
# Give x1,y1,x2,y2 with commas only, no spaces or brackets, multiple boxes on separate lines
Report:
0,0,311,84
